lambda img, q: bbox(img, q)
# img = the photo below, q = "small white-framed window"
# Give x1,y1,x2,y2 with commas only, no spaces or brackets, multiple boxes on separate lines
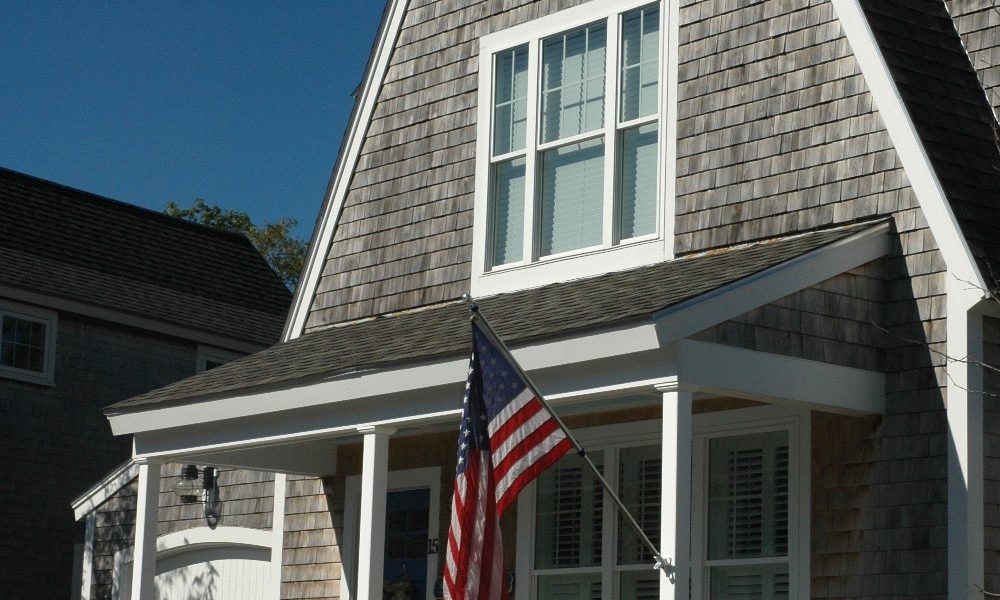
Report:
692,405,810,600
196,345,244,373
0,300,57,386
515,419,662,600
472,0,673,296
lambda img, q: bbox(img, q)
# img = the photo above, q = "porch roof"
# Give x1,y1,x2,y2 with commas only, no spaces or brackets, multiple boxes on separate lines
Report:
107,219,887,415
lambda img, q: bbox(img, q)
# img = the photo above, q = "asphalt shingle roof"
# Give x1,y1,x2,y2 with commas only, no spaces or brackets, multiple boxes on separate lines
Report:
107,220,884,413
0,167,291,346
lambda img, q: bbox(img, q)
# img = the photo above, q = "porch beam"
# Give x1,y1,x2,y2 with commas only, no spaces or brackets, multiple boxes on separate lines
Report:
658,380,692,600
130,460,160,600
677,339,884,415
356,426,393,600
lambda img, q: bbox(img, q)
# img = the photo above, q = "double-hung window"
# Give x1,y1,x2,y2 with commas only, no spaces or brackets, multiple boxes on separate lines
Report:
517,421,662,600
692,407,810,600
0,301,57,385
474,0,669,295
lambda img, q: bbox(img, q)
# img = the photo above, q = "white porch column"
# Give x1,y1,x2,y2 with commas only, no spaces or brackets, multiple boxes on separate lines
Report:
270,472,287,600
947,280,985,600
130,460,161,600
356,426,393,600
657,381,692,600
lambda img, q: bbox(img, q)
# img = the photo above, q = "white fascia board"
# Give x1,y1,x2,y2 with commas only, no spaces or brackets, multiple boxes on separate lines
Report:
71,459,139,521
677,339,885,415
1,285,266,354
111,320,660,437
653,222,891,343
282,0,409,342
830,0,987,292
129,337,672,460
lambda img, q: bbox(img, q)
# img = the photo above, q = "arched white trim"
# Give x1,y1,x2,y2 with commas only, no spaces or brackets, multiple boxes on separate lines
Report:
112,526,273,600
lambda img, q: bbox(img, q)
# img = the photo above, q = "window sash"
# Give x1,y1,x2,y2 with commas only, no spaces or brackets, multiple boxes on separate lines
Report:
486,3,660,272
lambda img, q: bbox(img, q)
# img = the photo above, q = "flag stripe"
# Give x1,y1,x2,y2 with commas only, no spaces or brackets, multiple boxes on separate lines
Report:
492,417,562,482
490,400,549,466
497,437,574,515
495,428,568,500
487,387,535,437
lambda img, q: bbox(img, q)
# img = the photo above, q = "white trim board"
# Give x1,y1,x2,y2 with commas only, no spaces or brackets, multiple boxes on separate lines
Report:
72,459,139,521
653,221,890,342
283,0,410,342
829,0,986,292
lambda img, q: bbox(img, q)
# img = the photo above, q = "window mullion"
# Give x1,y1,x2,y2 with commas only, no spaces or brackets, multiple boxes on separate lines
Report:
523,38,540,263
602,15,620,249
601,446,619,600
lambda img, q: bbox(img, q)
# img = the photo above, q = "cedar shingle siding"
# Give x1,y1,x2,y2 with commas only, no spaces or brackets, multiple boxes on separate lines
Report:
298,0,988,597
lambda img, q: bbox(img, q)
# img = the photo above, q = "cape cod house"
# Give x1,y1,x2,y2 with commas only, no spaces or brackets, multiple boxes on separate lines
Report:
94,0,1000,598
0,167,291,599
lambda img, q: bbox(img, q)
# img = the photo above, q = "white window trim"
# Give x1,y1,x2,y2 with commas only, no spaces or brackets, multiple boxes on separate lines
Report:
691,404,811,600
472,0,677,297
196,344,244,373
514,419,662,600
0,299,57,386
514,405,810,600
342,466,442,600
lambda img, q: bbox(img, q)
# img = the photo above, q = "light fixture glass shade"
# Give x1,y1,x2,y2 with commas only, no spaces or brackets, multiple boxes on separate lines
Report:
173,464,202,503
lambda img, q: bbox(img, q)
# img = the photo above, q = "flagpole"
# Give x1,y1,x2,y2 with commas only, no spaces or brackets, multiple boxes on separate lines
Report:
462,294,670,574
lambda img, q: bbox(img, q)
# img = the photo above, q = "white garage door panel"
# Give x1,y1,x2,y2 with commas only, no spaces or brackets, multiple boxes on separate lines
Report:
155,546,271,600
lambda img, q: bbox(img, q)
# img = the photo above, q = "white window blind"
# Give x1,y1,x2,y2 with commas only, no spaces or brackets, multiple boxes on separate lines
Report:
541,24,607,143
540,138,605,256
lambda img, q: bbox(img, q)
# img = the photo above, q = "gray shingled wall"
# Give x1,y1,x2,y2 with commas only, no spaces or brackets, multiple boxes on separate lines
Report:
948,0,1000,121
301,0,958,596
306,0,591,330
945,1,1000,124
0,312,192,600
88,465,277,600
282,475,340,600
691,268,886,371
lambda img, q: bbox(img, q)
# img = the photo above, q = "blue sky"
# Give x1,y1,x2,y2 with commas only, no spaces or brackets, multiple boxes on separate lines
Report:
0,2,386,239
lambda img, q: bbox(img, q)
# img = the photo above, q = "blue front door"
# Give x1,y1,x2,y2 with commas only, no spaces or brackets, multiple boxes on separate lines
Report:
383,488,431,600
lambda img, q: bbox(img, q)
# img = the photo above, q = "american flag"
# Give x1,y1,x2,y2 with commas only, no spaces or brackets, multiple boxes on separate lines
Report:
444,318,573,600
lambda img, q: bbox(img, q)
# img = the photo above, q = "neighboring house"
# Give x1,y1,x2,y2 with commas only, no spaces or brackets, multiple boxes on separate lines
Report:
91,1,1000,599
0,167,291,599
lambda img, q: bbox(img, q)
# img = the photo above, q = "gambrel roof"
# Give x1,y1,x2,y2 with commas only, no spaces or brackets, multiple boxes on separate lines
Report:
0,167,291,347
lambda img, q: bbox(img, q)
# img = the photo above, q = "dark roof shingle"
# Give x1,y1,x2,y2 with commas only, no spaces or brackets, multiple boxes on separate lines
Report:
108,220,884,413
0,167,292,345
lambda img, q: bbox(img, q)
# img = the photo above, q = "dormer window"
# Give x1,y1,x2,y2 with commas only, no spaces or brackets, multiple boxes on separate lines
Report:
473,0,672,295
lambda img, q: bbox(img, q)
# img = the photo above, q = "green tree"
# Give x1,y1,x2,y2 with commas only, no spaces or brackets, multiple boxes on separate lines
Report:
165,199,307,290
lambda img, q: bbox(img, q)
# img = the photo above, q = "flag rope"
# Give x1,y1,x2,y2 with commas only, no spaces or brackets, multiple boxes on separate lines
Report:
462,294,670,575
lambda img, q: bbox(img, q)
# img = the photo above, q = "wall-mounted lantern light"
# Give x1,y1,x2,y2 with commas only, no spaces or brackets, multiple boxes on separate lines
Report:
172,464,222,527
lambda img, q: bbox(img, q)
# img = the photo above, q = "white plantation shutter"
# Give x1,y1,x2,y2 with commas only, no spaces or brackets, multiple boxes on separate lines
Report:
535,457,604,569
618,445,661,564
707,431,791,600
